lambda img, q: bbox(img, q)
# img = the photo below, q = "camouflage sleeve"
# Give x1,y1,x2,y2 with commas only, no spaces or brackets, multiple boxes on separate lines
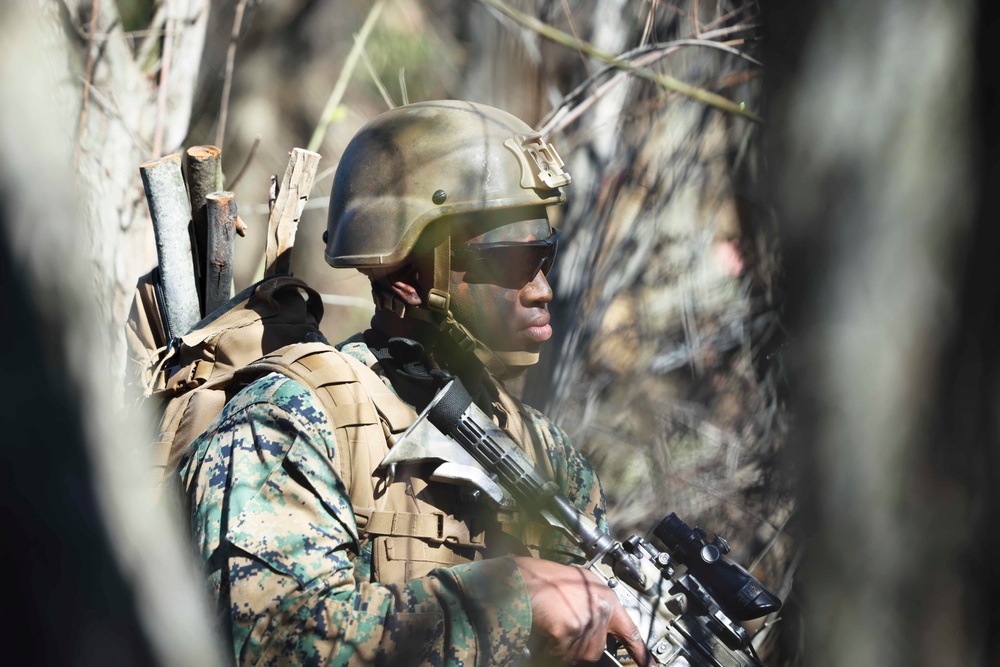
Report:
178,373,532,667
523,405,609,563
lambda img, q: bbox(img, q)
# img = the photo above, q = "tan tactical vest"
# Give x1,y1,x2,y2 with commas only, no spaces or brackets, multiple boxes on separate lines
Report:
131,275,554,584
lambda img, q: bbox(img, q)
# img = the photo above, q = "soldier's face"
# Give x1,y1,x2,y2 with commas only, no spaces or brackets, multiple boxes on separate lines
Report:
446,213,555,353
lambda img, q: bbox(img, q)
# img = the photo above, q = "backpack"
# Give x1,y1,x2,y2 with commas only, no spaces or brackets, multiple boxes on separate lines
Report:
126,273,515,582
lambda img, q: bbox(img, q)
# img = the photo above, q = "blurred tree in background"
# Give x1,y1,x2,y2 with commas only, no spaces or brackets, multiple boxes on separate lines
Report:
6,0,999,664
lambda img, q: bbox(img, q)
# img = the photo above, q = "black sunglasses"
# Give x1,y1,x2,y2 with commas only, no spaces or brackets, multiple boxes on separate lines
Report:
451,228,560,288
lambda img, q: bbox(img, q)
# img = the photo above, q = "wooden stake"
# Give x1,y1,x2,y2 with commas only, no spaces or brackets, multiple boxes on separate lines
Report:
185,145,222,312
264,148,321,277
139,153,200,337
204,191,238,315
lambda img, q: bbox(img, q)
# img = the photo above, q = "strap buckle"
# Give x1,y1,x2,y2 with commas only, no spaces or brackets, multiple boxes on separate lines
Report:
372,287,407,318
426,288,450,314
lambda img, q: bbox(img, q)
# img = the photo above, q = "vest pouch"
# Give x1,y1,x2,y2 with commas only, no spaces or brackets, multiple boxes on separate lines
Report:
364,505,489,585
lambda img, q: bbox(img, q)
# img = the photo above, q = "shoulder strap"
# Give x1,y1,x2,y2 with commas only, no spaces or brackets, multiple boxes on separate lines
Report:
246,343,432,536
246,343,385,490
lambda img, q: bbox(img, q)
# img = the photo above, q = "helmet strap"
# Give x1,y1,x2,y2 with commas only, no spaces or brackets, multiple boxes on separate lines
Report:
370,228,540,379
493,350,540,367
426,232,452,315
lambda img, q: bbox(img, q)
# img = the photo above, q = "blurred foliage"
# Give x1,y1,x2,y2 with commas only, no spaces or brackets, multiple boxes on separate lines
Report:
113,0,155,33
366,14,463,105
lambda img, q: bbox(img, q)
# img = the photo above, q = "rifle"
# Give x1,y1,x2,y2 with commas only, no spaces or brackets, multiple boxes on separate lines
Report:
380,374,781,667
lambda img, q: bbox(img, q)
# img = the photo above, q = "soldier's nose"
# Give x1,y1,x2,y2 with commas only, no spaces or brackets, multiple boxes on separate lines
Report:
522,269,553,305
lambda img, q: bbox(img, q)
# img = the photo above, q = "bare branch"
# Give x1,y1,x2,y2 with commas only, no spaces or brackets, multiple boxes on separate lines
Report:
264,148,321,277
357,33,394,110
227,133,261,190
216,0,251,149
308,0,387,152
540,39,761,136
151,0,175,157
476,0,761,122
74,0,100,180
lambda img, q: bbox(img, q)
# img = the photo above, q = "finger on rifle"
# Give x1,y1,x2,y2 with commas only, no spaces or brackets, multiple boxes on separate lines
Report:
607,603,653,667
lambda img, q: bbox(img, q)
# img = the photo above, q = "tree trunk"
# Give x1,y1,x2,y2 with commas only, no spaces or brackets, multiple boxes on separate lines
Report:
0,1,222,663
764,0,989,663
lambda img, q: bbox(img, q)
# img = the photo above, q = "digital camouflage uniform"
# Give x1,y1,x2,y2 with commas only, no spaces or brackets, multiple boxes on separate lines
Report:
178,335,607,667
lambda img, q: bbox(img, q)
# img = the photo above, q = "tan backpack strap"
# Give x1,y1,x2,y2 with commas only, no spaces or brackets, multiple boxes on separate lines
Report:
248,344,380,480
154,276,324,397
246,343,415,514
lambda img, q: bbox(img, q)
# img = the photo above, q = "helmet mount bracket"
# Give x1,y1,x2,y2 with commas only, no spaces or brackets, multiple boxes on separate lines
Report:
503,133,571,190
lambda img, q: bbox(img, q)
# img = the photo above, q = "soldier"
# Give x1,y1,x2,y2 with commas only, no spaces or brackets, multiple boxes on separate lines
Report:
179,101,650,666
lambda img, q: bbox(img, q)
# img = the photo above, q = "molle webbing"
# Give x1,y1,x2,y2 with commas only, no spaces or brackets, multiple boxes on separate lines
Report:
244,343,413,494
355,508,486,549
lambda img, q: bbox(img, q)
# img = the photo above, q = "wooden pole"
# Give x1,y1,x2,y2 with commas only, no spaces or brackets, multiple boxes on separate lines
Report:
204,191,238,315
185,144,222,312
263,148,321,277
139,153,200,337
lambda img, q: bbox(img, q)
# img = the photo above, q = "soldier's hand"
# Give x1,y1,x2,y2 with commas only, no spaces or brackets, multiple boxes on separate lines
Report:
513,557,652,666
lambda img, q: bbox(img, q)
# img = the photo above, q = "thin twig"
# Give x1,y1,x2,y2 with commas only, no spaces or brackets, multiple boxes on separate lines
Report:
692,0,701,38
313,163,339,189
640,0,657,47
75,0,100,181
216,0,250,148
698,22,760,41
308,0,387,152
80,27,167,40
134,4,167,72
80,79,151,155
357,34,394,110
659,38,761,65
749,511,793,572
702,1,757,31
398,68,408,106
560,0,591,77
152,0,176,157
227,133,260,190
539,39,761,136
475,0,761,122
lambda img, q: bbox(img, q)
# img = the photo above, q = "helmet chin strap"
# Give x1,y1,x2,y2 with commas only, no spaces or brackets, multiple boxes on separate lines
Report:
371,231,541,379
493,350,540,367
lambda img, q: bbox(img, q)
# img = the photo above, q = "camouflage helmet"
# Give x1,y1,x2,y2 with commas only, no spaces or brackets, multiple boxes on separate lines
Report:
325,100,571,377
325,100,570,269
